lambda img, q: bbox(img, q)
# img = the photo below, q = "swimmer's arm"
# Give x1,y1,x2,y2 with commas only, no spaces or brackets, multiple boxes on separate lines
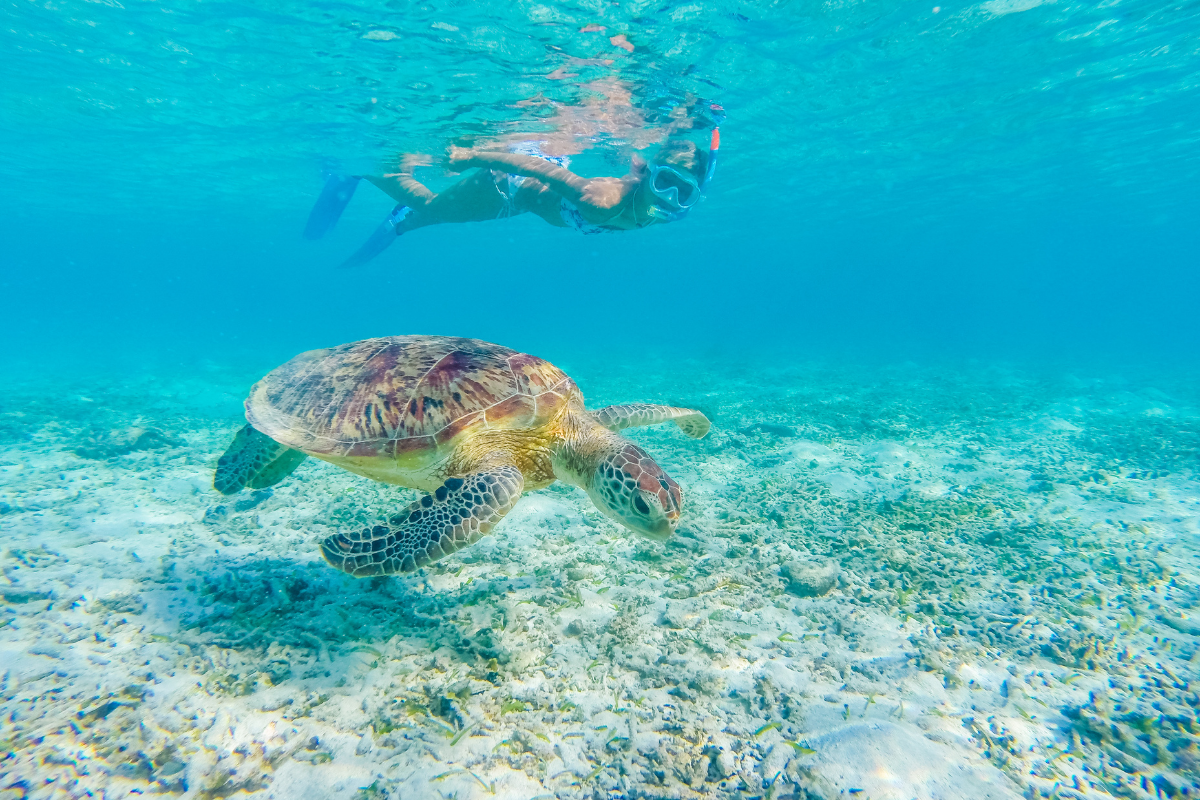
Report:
449,147,587,199
448,148,633,212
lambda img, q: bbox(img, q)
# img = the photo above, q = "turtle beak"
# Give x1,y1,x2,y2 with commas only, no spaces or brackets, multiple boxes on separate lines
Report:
639,517,675,542
640,500,678,541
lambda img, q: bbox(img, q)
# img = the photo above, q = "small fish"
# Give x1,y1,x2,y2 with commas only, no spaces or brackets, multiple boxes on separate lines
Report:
754,721,781,737
501,699,527,714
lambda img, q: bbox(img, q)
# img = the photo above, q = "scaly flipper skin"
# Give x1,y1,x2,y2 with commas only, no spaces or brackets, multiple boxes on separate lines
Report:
593,404,711,439
247,448,308,490
319,464,524,577
214,424,306,495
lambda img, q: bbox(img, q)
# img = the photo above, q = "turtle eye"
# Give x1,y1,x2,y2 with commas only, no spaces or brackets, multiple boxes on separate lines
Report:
633,495,650,515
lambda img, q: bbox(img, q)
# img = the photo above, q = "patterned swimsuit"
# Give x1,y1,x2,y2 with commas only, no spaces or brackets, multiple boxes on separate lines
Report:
496,142,613,235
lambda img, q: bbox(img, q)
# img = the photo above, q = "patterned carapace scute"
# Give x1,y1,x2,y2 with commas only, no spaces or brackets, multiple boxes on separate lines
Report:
245,336,574,457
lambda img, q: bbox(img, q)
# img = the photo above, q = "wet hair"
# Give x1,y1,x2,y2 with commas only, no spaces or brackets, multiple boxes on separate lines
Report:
651,138,709,183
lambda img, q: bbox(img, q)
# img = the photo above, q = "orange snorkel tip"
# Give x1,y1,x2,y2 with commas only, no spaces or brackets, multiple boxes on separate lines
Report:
710,127,720,151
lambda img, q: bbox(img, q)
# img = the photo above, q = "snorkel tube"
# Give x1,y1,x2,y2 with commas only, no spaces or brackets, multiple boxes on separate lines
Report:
702,127,719,190
696,100,724,193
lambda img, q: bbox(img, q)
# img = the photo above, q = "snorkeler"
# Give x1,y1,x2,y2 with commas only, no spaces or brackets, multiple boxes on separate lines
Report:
303,127,719,269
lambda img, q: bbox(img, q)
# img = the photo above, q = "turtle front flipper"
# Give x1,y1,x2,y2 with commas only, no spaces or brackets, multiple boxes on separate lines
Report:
320,465,524,577
214,424,307,495
593,404,711,439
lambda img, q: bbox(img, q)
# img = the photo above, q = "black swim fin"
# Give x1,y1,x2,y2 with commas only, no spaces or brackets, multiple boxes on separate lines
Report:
303,174,361,240
338,205,411,269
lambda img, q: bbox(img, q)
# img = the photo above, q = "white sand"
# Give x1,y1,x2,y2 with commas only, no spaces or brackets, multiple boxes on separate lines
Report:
1,360,1197,799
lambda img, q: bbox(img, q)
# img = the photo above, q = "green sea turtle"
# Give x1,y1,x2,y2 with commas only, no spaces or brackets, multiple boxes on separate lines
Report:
213,336,710,577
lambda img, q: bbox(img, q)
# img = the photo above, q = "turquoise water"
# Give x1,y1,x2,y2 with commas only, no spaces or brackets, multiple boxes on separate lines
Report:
3,0,1199,365
2,2,1200,800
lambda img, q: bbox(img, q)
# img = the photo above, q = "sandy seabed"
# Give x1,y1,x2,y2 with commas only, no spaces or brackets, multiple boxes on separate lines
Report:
1,357,1198,800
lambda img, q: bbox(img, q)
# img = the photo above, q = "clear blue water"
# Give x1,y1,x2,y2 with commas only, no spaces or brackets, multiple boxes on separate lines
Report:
3,0,1198,370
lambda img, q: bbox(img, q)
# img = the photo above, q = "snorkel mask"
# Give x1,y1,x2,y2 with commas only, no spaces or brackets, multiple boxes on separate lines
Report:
646,127,720,223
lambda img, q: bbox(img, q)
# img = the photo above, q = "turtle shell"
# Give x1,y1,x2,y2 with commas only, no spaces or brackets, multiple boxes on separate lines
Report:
245,336,575,459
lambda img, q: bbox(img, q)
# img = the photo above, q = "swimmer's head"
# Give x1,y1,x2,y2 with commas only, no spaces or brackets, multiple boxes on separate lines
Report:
638,138,711,219
650,139,710,186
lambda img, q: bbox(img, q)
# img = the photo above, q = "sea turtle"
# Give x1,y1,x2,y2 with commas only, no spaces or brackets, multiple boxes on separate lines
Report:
213,336,710,577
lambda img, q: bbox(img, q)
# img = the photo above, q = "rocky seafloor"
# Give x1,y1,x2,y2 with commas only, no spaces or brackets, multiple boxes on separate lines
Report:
1,356,1198,800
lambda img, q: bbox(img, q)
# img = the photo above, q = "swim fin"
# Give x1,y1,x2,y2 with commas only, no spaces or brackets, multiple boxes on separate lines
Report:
338,205,411,269
303,174,361,240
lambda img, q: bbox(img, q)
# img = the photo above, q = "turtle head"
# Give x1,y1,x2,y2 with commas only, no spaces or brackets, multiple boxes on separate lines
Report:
587,441,682,541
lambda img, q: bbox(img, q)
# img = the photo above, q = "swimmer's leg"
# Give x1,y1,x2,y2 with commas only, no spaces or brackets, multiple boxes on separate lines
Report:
363,173,436,207
340,169,437,269
338,171,527,269
340,205,413,270
360,169,512,224
416,170,512,223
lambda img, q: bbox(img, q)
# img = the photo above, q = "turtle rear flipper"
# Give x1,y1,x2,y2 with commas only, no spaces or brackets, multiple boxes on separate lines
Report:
247,447,308,490
214,424,306,495
320,464,524,577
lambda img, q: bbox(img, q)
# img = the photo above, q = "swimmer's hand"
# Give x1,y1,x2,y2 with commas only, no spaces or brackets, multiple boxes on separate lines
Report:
447,145,477,172
579,177,625,210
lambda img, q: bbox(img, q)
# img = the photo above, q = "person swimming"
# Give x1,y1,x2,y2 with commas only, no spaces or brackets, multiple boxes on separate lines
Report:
303,127,720,269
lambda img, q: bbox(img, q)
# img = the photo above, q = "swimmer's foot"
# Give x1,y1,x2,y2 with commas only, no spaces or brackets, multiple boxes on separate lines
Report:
338,205,410,269
303,173,360,240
